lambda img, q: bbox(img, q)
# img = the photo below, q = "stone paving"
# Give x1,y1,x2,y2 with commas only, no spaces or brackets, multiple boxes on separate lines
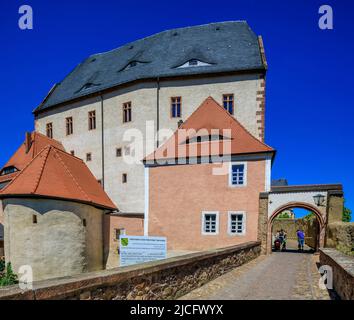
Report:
180,249,334,300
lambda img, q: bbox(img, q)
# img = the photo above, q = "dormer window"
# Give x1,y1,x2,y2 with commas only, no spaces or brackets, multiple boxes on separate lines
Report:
0,166,18,176
188,59,198,66
121,60,147,71
128,61,137,68
76,82,100,93
183,134,229,144
176,59,213,69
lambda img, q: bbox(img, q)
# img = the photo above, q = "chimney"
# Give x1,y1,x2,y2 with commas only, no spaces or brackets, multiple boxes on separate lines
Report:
25,132,32,153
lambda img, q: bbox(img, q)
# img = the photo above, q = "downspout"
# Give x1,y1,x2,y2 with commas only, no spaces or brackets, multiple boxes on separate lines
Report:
100,95,105,189
156,77,160,148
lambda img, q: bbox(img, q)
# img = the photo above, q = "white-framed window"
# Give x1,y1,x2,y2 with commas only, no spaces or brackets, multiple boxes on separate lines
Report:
229,162,247,187
176,59,212,68
201,211,219,235
228,211,246,235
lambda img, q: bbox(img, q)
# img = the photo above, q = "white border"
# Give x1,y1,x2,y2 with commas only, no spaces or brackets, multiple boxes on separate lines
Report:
228,211,246,236
265,157,272,192
229,162,247,187
144,167,149,236
201,211,219,235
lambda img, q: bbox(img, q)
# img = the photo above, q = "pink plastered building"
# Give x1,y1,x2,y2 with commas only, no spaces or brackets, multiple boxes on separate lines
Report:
143,97,275,251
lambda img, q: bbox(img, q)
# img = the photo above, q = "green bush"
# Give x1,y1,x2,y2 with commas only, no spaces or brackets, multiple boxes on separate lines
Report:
336,243,354,257
0,262,18,287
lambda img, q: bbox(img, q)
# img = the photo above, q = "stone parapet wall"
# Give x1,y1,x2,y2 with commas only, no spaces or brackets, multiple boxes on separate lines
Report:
319,248,354,300
0,241,260,300
326,222,354,256
272,218,318,249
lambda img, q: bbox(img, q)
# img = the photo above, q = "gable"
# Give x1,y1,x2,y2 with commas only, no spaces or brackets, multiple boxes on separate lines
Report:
144,97,275,164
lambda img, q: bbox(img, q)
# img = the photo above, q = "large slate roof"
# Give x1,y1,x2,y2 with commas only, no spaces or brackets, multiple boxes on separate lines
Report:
34,21,265,113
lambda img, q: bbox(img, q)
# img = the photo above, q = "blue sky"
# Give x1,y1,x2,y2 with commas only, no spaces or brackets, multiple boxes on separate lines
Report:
0,1,353,219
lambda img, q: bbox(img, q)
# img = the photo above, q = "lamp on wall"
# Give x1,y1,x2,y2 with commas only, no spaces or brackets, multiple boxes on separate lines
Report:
313,194,326,206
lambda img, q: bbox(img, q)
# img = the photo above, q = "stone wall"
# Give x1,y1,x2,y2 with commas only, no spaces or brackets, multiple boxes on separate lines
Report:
0,241,260,300
272,218,319,249
3,198,104,281
326,222,354,256
103,214,144,269
319,248,354,300
327,194,344,225
258,195,268,254
305,218,319,249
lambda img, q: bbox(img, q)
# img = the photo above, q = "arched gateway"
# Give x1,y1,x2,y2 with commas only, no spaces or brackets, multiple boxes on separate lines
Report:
258,184,344,254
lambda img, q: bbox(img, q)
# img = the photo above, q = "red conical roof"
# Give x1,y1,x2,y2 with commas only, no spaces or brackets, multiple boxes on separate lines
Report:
0,145,117,211
0,132,65,184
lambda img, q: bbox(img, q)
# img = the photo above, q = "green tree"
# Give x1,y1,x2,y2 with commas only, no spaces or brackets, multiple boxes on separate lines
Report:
0,262,18,287
303,211,316,221
276,212,291,219
343,201,352,222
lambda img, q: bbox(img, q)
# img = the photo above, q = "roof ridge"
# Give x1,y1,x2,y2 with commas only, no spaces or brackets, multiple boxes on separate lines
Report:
52,148,91,203
205,96,274,150
50,144,86,163
31,146,51,194
0,145,50,194
93,21,249,57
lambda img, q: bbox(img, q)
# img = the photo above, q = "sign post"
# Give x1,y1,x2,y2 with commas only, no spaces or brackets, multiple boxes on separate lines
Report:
119,235,167,267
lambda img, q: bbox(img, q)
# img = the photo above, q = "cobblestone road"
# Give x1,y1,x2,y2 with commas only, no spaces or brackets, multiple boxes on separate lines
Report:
180,251,334,300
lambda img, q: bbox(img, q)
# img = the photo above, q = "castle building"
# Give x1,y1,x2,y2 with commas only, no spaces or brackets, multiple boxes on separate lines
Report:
32,21,268,218
143,97,274,250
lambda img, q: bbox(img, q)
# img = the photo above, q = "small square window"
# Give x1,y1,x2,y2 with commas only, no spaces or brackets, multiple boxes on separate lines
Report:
86,153,92,162
122,173,127,183
123,102,132,123
202,212,219,235
116,148,122,157
223,94,234,114
83,219,87,227
230,163,247,186
88,111,96,130
189,59,198,66
66,117,73,135
46,123,53,138
115,228,126,241
32,215,37,224
171,97,182,118
228,212,246,235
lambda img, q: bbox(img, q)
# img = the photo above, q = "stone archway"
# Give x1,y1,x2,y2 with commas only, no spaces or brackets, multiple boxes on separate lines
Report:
268,202,324,253
258,184,344,255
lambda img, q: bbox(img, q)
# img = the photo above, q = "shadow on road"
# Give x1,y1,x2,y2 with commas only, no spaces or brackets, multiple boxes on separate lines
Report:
272,248,315,254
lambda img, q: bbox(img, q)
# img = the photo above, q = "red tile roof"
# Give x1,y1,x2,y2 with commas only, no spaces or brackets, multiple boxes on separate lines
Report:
0,132,65,184
144,97,275,162
0,145,117,211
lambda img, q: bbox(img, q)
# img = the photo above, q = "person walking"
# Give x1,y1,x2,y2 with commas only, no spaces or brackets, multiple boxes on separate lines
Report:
296,229,305,251
279,229,287,251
